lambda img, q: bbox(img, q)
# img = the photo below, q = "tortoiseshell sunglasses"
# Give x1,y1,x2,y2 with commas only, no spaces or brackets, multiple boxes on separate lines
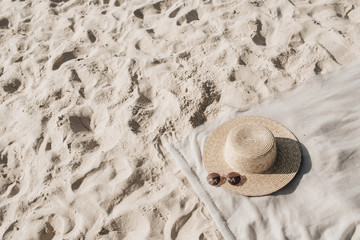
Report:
207,172,246,187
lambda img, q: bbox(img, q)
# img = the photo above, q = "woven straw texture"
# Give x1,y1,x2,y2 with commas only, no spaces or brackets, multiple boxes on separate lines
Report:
224,123,277,173
203,116,301,196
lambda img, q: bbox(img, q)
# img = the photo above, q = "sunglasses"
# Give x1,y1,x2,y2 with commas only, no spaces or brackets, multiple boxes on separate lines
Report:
206,172,246,187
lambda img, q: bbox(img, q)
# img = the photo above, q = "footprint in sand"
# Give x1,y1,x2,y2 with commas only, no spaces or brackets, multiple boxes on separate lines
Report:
87,30,96,43
69,116,92,133
169,7,181,18
189,81,221,128
3,79,21,94
69,69,81,82
39,222,55,240
52,51,76,70
176,9,199,26
134,8,144,19
105,211,150,238
289,32,304,48
252,19,266,46
271,48,297,70
0,18,9,29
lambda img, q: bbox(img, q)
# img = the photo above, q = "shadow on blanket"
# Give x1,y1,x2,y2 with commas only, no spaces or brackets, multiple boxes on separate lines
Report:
272,142,311,196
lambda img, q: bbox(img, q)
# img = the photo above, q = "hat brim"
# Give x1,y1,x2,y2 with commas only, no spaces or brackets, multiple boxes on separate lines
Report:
203,116,302,196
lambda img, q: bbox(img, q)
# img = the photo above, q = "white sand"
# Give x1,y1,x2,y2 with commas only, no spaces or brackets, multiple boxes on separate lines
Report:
0,0,359,239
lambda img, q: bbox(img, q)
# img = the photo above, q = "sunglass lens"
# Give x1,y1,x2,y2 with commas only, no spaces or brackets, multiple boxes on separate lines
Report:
227,172,241,185
207,173,221,186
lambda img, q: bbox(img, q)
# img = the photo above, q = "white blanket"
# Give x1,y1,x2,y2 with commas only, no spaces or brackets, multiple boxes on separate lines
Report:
165,60,360,240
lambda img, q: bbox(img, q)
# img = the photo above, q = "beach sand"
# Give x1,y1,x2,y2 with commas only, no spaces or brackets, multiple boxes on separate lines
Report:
0,0,359,239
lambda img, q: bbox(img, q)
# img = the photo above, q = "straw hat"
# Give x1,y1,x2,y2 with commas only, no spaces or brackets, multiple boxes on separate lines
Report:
203,116,301,196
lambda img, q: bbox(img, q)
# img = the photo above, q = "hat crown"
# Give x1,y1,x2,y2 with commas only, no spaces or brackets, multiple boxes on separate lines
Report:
224,123,277,173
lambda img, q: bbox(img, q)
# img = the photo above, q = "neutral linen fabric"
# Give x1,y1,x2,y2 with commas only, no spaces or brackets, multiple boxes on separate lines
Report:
165,60,360,240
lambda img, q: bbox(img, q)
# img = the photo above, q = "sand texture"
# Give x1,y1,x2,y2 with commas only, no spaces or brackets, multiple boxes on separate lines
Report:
0,0,359,239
